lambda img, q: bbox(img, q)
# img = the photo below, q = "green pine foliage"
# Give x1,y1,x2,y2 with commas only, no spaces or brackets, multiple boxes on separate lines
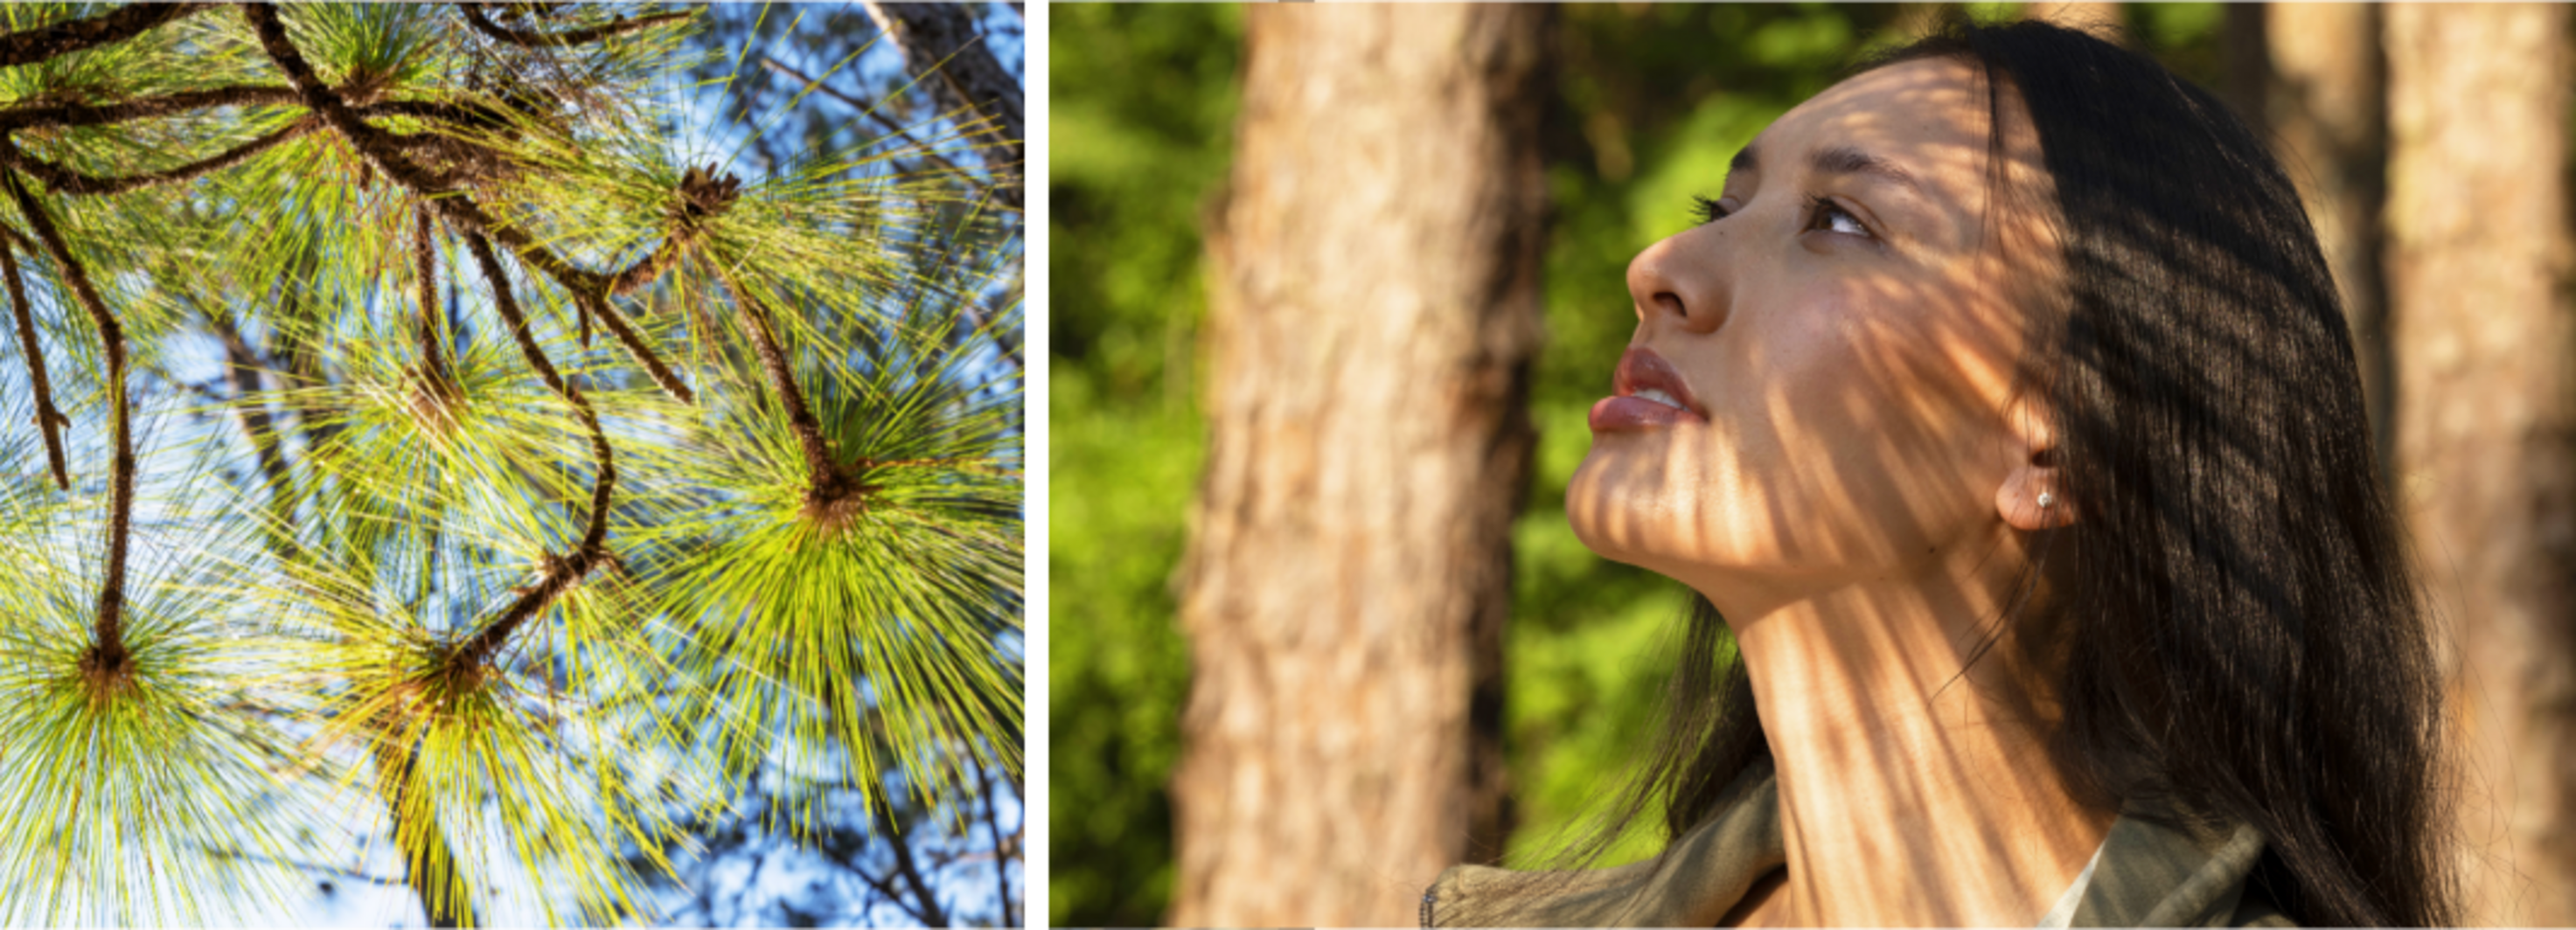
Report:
0,3,1020,925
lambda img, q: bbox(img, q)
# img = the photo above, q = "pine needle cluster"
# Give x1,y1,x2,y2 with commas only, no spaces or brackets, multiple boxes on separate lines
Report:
0,3,1022,924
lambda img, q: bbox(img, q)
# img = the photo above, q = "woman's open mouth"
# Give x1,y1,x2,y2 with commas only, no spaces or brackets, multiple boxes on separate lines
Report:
1589,346,1708,433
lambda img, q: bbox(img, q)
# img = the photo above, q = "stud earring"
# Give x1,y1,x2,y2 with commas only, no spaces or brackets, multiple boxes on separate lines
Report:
2037,491,2056,509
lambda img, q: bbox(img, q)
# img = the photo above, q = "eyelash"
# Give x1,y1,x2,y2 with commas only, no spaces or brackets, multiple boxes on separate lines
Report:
1688,193,1874,239
1690,193,1729,226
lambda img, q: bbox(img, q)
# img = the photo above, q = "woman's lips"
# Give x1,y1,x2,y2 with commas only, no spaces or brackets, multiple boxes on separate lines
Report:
1589,346,1708,433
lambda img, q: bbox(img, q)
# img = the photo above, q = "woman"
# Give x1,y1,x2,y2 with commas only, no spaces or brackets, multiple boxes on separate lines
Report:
1426,20,2454,928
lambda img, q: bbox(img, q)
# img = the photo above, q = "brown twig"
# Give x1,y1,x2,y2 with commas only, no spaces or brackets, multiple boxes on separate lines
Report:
707,261,841,500
3,170,133,672
206,313,296,544
0,3,212,70
244,3,696,405
449,229,616,672
977,764,1015,927
0,230,67,489
0,89,516,134
0,85,302,132
0,120,313,197
412,202,450,390
870,789,949,927
455,4,688,49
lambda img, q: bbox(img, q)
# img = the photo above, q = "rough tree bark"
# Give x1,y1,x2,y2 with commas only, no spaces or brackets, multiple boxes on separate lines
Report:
2266,3,2392,474
2026,2,2124,42
860,3,1023,211
1169,6,1549,927
2385,5,2576,925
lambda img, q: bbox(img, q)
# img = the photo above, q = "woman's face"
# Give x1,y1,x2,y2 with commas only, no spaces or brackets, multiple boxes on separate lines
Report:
1568,57,2059,614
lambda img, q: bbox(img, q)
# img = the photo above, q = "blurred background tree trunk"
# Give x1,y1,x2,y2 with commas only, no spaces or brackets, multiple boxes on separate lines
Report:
1168,5,1550,926
2385,4,2576,925
2026,2,2124,42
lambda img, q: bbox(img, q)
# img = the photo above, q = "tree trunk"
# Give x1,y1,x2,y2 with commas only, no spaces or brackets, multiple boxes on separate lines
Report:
2267,3,2392,476
2385,5,2576,925
1170,6,1549,926
860,2,1024,211
2026,2,2124,42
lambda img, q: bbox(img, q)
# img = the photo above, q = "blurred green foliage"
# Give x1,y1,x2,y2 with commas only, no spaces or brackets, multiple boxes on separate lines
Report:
1048,5,1243,927
1050,4,2228,925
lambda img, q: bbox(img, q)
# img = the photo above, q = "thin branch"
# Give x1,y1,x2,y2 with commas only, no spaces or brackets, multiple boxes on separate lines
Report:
843,861,932,926
206,313,296,540
455,4,689,48
0,84,301,132
871,791,949,927
978,764,1014,927
0,230,67,489
3,170,133,671
708,261,839,496
449,229,615,671
412,202,449,389
756,56,990,198
0,3,212,70
244,3,697,404
0,119,313,197
196,846,409,889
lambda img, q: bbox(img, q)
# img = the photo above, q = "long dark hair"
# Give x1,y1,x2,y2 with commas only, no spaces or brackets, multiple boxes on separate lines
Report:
1607,19,2456,927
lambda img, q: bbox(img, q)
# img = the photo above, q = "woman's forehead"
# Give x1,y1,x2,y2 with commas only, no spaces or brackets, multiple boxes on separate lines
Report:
1743,56,2055,255
1747,58,2002,196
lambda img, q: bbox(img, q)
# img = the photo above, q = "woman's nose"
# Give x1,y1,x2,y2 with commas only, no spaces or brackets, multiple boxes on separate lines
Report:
1626,231,1727,335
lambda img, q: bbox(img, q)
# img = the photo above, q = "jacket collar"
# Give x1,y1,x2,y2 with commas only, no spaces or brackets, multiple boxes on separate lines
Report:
1424,760,2275,927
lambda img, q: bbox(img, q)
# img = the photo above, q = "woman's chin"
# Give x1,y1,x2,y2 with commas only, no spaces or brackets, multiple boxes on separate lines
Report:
1567,451,1683,572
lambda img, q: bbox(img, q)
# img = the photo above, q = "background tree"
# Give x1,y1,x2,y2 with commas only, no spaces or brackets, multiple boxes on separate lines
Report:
2385,5,2576,924
1165,5,1549,927
0,3,1022,925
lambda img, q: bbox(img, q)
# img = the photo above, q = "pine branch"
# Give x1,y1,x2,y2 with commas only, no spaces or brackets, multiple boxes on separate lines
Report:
449,228,616,672
412,202,452,393
0,120,314,197
243,3,699,405
0,3,213,70
205,312,297,553
870,790,950,927
3,170,133,672
456,4,689,49
0,85,302,132
708,261,841,501
978,763,1015,927
0,228,68,489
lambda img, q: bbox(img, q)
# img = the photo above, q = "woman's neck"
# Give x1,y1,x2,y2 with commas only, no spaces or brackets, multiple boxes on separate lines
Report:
1704,543,2112,927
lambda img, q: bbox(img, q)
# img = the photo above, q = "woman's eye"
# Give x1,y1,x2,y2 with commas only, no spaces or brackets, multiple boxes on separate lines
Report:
1690,194,1731,226
1804,195,1869,237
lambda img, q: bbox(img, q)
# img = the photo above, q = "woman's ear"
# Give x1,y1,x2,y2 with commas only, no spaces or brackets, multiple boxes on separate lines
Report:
1997,398,2074,531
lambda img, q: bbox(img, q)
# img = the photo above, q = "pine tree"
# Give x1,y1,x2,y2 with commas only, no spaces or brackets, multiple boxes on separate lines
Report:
0,3,1022,925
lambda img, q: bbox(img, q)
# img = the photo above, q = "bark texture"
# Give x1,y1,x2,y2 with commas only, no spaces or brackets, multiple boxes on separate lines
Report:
860,3,1024,211
2027,2,2124,42
2267,3,2392,475
2385,5,2576,925
1169,6,1549,927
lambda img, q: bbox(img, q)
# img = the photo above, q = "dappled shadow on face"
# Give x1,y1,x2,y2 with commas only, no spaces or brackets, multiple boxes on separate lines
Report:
1555,33,2433,924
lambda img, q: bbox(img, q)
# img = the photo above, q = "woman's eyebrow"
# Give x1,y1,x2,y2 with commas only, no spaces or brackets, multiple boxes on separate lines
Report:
1807,145,1924,196
1729,143,1924,198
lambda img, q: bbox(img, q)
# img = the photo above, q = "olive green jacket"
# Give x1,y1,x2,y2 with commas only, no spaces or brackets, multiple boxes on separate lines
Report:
1423,760,2292,927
